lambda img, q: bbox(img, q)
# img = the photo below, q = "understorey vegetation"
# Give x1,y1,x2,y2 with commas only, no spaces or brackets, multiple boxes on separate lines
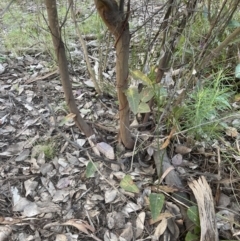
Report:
0,0,240,240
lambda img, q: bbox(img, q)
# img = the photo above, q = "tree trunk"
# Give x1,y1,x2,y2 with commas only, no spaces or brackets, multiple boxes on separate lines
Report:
94,0,134,149
44,0,94,137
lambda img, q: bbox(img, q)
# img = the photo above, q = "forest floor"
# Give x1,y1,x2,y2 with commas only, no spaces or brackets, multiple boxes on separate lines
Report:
1,1,240,241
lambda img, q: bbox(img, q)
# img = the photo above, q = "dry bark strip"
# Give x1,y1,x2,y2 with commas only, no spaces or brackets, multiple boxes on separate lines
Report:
188,176,219,241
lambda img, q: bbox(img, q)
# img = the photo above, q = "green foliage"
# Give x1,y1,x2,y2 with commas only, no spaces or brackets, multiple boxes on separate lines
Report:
86,161,98,178
126,68,167,115
125,86,152,114
40,142,56,160
120,175,140,193
2,10,39,54
187,206,200,226
79,14,105,36
176,11,209,59
0,2,57,57
182,71,233,139
185,232,199,241
126,87,140,114
0,1,104,57
149,193,165,221
186,206,200,241
130,69,154,87
54,101,70,114
176,3,240,68
32,141,56,160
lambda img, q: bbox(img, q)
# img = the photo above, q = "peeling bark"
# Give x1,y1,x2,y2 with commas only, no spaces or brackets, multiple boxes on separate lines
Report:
189,176,219,241
95,0,134,149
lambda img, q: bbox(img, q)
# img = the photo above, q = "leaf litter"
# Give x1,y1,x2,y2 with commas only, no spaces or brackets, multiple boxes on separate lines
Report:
1,1,240,241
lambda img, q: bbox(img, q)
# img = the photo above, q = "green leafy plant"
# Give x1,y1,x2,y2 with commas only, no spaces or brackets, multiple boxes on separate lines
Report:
32,141,56,160
40,143,56,159
182,70,233,139
126,69,167,115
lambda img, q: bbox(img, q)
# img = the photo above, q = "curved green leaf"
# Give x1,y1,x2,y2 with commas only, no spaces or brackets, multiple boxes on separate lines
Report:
187,206,200,227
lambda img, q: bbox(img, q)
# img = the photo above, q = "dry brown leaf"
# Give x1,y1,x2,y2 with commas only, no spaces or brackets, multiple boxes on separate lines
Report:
55,234,68,241
0,225,12,241
218,193,230,207
149,213,173,225
44,220,95,235
159,166,175,184
96,142,115,160
171,154,183,166
104,230,118,241
66,113,76,120
120,222,133,241
160,138,170,150
214,177,240,184
63,219,95,234
225,127,238,137
175,145,192,154
160,128,176,149
0,217,23,225
151,185,179,193
136,212,145,238
151,218,167,240
105,189,117,203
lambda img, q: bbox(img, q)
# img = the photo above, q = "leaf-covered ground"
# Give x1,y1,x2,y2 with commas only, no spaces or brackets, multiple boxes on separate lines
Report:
1,1,240,241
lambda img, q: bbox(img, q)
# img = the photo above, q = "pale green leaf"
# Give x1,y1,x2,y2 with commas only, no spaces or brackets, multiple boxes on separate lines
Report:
86,161,98,178
125,87,140,115
187,206,200,227
120,175,140,193
149,193,165,221
137,102,150,113
130,69,153,86
139,87,154,102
